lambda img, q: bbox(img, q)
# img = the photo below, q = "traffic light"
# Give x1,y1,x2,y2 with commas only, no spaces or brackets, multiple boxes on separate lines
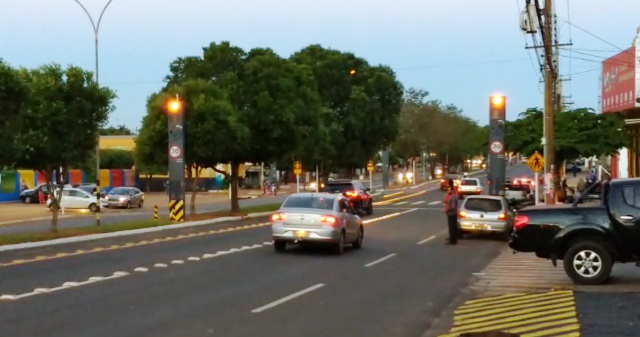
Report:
489,94,506,120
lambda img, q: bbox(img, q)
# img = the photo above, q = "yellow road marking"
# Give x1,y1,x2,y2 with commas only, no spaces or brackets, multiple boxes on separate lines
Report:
440,291,581,337
11,260,26,264
374,190,427,205
451,309,576,333
383,191,403,198
458,291,573,310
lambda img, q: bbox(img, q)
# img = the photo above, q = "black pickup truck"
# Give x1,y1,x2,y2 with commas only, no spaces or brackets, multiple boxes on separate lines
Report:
509,178,640,285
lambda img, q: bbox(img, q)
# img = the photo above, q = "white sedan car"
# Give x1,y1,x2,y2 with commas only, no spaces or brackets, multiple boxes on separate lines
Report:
46,188,103,212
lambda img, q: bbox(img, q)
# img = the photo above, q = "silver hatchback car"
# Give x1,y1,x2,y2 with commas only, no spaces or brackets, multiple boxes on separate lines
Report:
271,193,364,254
458,195,515,240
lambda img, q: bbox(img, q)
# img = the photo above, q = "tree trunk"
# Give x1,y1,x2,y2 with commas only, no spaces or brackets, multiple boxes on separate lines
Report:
190,167,201,216
47,180,60,233
230,161,240,213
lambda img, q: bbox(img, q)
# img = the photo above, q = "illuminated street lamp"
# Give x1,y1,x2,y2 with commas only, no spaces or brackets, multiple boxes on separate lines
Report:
167,97,182,114
349,69,357,76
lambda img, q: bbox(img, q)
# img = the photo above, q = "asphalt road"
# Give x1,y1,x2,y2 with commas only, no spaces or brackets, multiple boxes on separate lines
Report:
0,175,510,337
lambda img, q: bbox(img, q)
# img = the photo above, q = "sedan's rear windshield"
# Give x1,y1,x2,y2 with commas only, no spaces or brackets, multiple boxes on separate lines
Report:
320,183,353,193
461,179,478,186
505,184,528,191
282,196,334,210
463,198,503,212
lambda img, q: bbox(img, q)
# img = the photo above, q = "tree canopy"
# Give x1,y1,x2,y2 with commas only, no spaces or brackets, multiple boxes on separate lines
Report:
506,108,629,168
136,41,404,212
2,62,115,231
393,88,486,175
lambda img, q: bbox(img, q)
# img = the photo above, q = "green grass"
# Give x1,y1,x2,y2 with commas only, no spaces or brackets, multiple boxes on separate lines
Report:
0,171,16,193
0,203,281,246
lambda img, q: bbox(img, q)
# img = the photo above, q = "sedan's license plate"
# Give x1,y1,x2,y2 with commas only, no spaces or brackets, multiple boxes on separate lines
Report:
472,223,489,229
296,230,308,238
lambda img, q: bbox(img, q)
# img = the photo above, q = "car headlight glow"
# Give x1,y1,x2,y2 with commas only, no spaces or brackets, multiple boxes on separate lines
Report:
398,173,403,180
436,169,442,175
119,197,126,201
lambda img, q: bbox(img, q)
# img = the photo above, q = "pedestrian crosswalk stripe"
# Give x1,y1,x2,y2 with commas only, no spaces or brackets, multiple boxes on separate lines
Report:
439,291,580,337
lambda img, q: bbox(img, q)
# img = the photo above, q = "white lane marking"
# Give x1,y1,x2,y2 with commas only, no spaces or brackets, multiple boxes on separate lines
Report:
202,253,217,258
263,242,273,245
0,295,17,300
428,201,441,205
188,257,201,261
154,263,168,268
134,267,149,272
251,283,325,313
362,208,419,224
473,272,487,276
417,235,436,245
171,260,184,264
33,288,49,293
394,201,409,205
0,215,72,226
412,201,426,205
364,253,397,267
88,276,104,281
63,282,79,287
113,271,129,277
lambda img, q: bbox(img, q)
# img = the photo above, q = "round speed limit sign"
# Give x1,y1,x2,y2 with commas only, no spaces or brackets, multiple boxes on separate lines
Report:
490,141,503,154
169,146,181,158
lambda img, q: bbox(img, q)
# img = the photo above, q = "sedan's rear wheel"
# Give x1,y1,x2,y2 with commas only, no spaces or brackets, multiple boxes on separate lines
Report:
352,226,364,249
334,232,345,255
273,240,287,252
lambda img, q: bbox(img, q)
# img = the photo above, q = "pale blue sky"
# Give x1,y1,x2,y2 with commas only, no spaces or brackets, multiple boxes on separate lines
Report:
3,0,640,130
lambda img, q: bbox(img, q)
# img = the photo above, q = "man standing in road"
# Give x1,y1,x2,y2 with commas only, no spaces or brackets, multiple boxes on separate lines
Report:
443,182,459,245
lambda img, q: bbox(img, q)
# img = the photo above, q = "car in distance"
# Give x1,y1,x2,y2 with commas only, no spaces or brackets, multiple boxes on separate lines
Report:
457,178,483,198
270,193,364,254
440,174,462,191
320,179,373,215
509,179,640,285
104,187,145,208
458,195,515,240
46,187,104,212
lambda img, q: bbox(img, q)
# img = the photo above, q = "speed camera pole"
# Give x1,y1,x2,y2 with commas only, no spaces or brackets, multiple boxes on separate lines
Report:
488,95,507,196
167,95,185,222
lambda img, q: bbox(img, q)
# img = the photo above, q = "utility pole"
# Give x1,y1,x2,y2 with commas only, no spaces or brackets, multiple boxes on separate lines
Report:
536,0,556,204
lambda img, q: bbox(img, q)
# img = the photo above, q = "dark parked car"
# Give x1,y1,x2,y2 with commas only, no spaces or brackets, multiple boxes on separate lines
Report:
19,183,52,203
509,179,640,285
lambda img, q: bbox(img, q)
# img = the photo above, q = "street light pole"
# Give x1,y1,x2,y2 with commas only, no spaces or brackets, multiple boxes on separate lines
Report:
72,0,115,226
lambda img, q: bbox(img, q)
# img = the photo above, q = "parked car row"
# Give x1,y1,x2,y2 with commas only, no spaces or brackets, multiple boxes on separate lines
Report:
20,184,145,213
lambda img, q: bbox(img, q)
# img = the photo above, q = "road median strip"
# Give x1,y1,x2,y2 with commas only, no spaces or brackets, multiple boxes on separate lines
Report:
0,203,281,252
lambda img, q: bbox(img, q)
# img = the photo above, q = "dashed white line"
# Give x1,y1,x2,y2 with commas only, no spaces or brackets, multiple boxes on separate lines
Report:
428,201,441,205
394,201,409,205
202,253,218,259
364,253,397,267
251,283,325,313
188,257,201,261
171,260,184,264
154,263,168,268
63,282,79,287
417,235,436,245
134,267,149,272
412,201,426,205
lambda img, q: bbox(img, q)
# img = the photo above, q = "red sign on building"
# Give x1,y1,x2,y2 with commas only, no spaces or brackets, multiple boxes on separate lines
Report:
601,46,638,113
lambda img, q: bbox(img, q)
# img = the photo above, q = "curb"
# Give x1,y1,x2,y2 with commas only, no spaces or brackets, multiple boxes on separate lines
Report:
0,211,276,252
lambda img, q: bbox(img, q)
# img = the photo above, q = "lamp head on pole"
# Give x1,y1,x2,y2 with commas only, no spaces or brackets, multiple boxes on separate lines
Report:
167,95,182,114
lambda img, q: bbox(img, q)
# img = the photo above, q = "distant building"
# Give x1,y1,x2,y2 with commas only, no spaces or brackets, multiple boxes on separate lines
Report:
99,135,136,151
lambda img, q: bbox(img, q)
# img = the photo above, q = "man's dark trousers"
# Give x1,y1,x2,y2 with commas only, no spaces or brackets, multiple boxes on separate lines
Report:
447,213,458,244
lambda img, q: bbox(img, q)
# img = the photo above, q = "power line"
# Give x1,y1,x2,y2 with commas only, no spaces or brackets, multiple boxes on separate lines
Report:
567,68,598,76
565,0,572,98
515,0,543,94
561,20,625,51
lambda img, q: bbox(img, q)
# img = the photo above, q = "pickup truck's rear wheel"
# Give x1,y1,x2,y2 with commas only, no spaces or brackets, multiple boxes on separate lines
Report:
563,240,613,285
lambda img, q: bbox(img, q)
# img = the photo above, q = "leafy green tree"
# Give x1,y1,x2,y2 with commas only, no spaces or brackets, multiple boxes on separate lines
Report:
11,64,115,231
100,149,134,169
0,59,29,167
101,125,134,135
137,79,248,215
290,45,404,173
507,108,628,169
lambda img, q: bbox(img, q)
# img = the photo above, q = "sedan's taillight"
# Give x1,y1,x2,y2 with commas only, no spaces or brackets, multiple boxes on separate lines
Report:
458,210,466,219
320,215,337,224
498,213,507,221
514,215,529,231
345,191,358,197
271,213,287,221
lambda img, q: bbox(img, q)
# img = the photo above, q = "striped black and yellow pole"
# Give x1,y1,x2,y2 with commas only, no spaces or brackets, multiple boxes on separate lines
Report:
174,200,185,222
169,200,176,222
153,205,158,221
